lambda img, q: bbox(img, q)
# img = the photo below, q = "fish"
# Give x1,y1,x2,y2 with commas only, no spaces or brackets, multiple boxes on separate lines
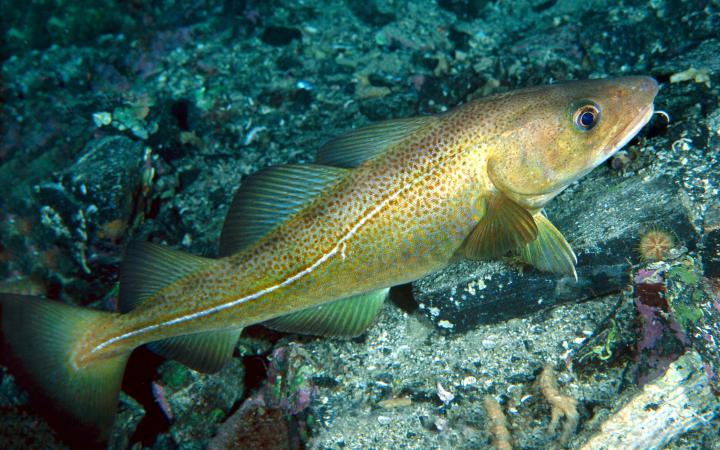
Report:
0,76,658,438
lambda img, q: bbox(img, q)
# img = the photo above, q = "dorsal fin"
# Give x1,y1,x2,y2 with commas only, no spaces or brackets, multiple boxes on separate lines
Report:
219,164,349,256
119,241,214,313
462,193,538,259
316,116,437,168
263,288,388,337
518,213,577,279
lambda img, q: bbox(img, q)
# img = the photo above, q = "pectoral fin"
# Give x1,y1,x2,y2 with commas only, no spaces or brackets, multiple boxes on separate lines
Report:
263,288,388,337
462,193,538,259
518,213,577,279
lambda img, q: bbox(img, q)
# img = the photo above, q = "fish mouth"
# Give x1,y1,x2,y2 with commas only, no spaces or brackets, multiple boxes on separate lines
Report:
597,101,655,165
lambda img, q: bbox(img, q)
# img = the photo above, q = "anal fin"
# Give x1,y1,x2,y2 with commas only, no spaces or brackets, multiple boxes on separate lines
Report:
518,213,577,279
263,288,389,337
147,328,242,373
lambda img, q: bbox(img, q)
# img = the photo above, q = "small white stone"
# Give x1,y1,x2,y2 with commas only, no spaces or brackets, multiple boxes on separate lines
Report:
437,382,454,404
435,417,448,431
92,111,112,127
377,415,391,425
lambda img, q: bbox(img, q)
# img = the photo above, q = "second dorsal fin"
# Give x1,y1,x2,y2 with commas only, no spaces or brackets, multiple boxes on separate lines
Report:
219,164,349,256
316,116,437,168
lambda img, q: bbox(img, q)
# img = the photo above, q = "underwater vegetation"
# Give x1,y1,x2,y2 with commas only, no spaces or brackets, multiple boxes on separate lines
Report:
1,0,719,449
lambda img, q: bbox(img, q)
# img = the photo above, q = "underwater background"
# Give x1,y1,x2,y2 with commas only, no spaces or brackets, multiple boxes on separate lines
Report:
1,0,719,448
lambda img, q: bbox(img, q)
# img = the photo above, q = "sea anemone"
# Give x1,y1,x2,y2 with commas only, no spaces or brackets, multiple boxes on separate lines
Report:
638,229,675,262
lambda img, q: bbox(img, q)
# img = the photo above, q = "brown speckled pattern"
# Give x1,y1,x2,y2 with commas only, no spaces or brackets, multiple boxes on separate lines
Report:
83,77,658,361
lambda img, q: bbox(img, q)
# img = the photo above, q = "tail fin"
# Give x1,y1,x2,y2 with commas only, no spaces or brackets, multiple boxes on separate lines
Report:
0,294,129,440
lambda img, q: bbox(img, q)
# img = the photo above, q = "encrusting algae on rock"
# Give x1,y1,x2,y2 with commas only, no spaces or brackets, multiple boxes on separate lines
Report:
0,76,658,440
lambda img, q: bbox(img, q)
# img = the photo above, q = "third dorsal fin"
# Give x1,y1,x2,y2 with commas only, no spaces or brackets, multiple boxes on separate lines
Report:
119,241,214,313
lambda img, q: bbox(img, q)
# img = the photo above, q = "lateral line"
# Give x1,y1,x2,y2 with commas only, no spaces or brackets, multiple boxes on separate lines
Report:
91,154,454,355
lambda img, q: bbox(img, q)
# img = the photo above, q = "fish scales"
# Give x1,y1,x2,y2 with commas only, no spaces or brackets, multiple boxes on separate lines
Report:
93,102,498,354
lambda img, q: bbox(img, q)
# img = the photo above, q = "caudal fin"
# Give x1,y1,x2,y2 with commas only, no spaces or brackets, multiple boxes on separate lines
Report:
0,294,129,440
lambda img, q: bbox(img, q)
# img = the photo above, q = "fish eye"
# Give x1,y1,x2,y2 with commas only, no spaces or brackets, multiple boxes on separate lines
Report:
573,103,601,130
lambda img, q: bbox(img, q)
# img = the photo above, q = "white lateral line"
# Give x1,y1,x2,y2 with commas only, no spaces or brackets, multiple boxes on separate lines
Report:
90,174,425,355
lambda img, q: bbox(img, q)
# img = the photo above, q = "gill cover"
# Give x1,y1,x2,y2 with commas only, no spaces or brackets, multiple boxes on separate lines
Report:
487,76,658,207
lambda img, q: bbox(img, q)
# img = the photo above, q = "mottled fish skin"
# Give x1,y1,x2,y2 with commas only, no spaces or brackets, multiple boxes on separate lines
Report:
80,76,659,362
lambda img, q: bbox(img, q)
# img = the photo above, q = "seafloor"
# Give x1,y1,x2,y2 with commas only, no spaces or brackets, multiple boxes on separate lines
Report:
1,0,719,449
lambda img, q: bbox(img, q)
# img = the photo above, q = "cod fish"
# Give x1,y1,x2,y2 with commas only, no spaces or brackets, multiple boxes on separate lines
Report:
0,76,658,437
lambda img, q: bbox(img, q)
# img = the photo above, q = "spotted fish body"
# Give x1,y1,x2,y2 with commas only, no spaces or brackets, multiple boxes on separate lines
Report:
0,76,658,437
99,109,491,351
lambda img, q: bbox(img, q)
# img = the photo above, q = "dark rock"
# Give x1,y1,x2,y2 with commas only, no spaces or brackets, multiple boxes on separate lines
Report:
437,0,490,19
417,69,485,113
531,0,557,13
411,53,440,72
367,73,396,88
447,28,471,52
653,39,720,77
261,26,302,47
158,358,244,449
358,97,398,121
704,205,720,278
276,53,302,71
169,99,191,131
108,393,145,450
413,176,699,332
209,407,290,450
579,7,717,76
0,406,66,449
705,230,720,278
291,88,314,110
31,135,146,297
346,0,396,27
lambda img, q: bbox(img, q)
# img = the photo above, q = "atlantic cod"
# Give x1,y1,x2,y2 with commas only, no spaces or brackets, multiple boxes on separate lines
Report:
0,76,659,438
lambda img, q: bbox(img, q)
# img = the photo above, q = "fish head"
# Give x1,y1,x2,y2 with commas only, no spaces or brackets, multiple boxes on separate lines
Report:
486,76,658,209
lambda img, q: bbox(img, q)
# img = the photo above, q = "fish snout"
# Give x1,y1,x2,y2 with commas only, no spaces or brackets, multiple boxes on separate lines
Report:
630,76,659,102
